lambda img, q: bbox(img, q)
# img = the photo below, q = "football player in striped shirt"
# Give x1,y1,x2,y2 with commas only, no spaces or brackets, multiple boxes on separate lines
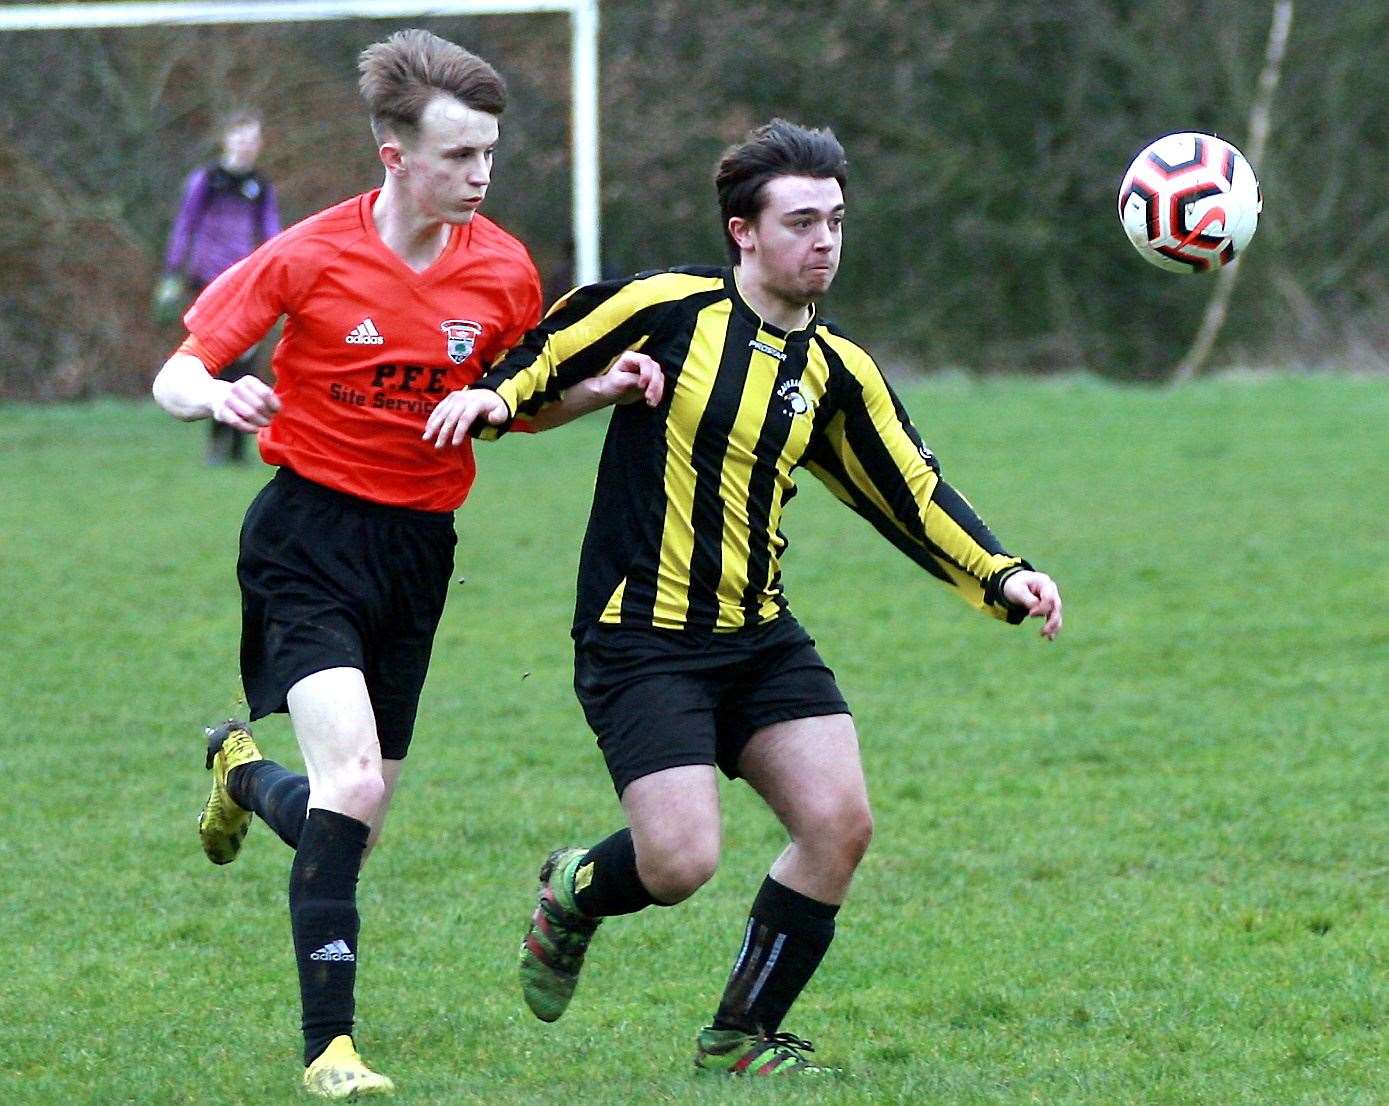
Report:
152,30,660,1099
428,118,1063,1077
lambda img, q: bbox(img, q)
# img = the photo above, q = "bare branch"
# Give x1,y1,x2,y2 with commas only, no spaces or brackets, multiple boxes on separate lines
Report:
1171,0,1294,384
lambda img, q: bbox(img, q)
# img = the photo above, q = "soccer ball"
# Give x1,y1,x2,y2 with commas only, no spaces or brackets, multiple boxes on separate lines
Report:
1117,132,1262,273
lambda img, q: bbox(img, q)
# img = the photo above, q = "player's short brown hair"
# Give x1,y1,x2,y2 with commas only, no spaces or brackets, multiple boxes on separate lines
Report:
715,119,848,264
357,29,506,145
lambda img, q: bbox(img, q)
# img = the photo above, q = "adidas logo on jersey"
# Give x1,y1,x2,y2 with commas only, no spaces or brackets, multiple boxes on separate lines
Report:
345,318,385,345
310,939,356,962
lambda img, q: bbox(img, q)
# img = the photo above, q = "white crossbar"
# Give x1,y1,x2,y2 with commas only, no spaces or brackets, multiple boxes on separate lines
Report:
0,0,603,284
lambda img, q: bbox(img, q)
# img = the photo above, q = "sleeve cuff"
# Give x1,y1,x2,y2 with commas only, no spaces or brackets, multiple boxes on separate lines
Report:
984,560,1033,625
175,333,221,374
469,380,518,441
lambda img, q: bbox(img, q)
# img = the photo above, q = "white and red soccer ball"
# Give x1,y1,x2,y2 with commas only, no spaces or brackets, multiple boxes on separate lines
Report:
1118,132,1262,273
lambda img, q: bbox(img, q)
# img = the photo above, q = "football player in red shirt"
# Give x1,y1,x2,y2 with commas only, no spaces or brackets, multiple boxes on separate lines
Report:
152,29,660,1098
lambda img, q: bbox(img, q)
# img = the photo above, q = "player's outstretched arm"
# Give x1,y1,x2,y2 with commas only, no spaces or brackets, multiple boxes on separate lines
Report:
152,351,280,430
423,387,511,448
527,350,664,431
1000,569,1063,640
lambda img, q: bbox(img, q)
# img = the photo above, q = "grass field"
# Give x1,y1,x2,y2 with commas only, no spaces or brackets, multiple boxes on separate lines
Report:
2,374,1387,1105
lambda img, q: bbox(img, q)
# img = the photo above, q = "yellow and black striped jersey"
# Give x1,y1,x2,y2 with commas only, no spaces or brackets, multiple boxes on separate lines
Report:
476,266,1031,634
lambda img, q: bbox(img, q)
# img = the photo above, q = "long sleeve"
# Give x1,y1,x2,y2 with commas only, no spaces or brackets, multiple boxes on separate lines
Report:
803,333,1030,622
259,180,282,243
164,167,210,275
472,270,716,434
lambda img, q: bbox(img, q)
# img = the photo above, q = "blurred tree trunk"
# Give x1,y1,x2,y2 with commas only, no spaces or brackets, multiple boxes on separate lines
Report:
1171,0,1294,383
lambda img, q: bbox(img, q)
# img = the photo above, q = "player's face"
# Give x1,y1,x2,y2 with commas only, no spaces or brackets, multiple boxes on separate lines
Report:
741,175,844,303
398,94,499,225
221,122,262,172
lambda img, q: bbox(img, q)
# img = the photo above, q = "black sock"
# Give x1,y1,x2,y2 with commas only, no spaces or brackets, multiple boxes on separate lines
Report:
228,760,309,848
712,876,839,1036
291,809,369,1066
572,828,657,918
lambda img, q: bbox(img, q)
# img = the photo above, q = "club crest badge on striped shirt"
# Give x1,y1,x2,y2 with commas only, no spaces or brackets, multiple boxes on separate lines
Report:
776,377,813,417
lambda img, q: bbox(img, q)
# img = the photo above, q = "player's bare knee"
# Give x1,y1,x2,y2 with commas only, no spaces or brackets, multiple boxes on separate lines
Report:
797,795,873,874
316,765,386,823
645,854,717,904
640,836,719,903
838,801,874,867
345,769,386,817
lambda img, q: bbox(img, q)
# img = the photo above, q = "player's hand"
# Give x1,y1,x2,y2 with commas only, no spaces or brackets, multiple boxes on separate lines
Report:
152,274,187,325
1002,570,1063,640
596,350,664,407
212,374,280,432
423,388,510,448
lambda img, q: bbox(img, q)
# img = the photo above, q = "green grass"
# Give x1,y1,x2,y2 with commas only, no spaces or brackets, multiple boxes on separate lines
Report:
1,374,1387,1104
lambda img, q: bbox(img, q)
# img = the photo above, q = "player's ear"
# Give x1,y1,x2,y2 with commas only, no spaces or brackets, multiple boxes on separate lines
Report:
728,216,756,254
378,138,406,177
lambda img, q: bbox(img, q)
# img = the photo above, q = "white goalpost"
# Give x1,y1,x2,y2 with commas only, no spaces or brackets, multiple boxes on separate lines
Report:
0,0,603,284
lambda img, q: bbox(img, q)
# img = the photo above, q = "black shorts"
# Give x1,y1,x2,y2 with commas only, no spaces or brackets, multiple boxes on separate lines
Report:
237,468,456,760
573,616,850,796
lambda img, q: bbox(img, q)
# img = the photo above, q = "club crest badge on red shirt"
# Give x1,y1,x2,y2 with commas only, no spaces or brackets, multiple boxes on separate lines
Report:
441,319,483,364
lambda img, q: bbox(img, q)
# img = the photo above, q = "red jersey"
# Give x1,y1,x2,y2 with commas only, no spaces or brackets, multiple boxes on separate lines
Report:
183,190,542,511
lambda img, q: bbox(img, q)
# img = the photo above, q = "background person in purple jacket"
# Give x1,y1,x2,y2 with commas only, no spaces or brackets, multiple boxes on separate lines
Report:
156,110,281,463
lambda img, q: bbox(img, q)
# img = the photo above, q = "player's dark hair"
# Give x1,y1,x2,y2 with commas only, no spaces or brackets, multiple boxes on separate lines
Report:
715,118,848,264
358,29,506,146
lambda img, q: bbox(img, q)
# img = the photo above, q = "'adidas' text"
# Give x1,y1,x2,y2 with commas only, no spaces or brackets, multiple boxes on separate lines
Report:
310,939,356,962
346,318,385,346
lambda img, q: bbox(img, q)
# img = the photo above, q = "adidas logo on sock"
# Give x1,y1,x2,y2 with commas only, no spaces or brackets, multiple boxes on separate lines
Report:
345,318,384,345
310,939,356,962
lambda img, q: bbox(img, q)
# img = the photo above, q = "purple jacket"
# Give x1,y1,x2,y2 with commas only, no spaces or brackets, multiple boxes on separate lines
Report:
164,165,280,286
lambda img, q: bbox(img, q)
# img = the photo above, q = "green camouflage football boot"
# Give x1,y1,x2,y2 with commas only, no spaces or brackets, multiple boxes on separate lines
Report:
198,719,263,865
693,1028,838,1076
518,846,602,1022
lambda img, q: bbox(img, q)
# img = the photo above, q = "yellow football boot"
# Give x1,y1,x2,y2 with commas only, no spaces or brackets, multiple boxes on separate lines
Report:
198,719,263,865
302,1036,395,1099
